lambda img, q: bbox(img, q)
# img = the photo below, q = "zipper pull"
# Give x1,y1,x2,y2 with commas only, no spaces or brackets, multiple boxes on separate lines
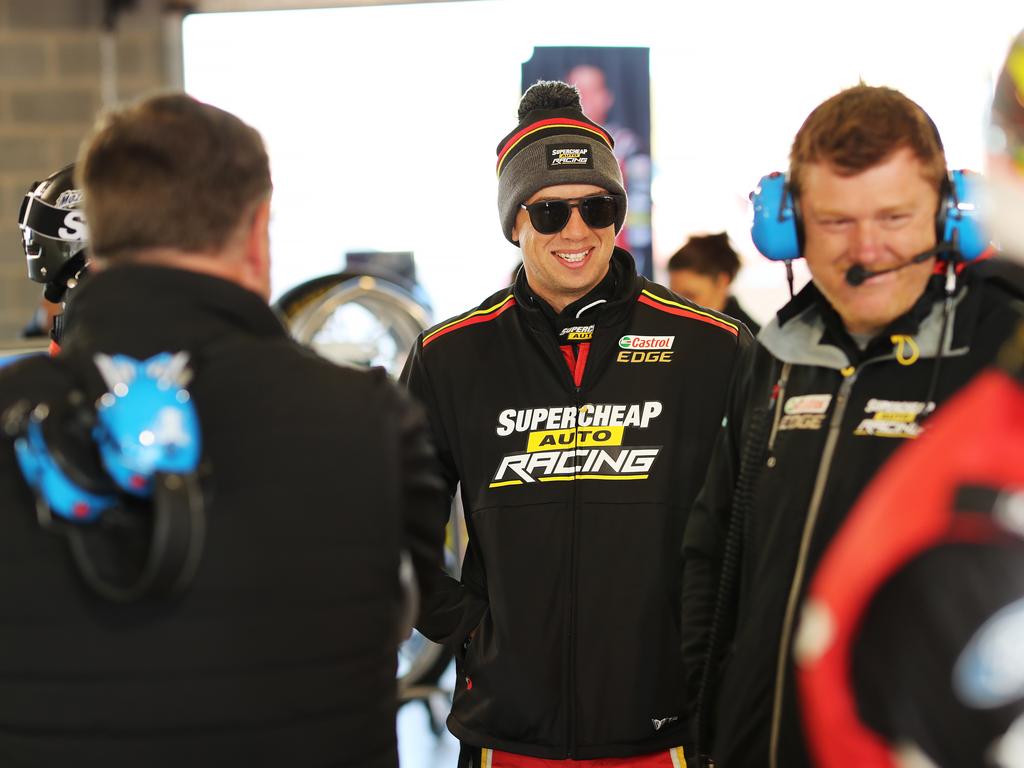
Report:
765,363,793,467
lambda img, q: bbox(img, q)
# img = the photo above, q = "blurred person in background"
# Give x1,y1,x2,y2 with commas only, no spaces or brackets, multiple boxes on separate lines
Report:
566,62,653,278
668,232,761,334
17,164,90,352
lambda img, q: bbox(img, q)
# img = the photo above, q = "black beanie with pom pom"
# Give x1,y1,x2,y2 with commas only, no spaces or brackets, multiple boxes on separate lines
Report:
496,80,626,245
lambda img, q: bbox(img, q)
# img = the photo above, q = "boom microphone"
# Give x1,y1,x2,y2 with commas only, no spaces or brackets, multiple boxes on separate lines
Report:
845,243,959,287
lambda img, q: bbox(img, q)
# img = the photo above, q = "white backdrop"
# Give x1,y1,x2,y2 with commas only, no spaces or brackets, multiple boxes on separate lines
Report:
183,0,1023,326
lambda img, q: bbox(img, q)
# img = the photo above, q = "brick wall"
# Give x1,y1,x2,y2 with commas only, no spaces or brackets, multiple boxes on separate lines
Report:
0,0,181,339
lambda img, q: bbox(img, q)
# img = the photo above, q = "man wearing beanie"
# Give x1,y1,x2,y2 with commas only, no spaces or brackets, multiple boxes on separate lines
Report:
401,81,751,767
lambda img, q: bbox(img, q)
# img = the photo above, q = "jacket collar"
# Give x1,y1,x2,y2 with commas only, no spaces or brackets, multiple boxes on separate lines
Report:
512,247,642,337
761,272,973,370
60,264,288,358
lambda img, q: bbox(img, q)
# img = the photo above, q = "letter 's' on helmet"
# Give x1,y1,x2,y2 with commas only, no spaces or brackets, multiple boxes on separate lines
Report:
17,164,89,288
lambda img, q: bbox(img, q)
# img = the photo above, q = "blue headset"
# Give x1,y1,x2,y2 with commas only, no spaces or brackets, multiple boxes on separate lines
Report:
750,168,990,263
5,352,205,602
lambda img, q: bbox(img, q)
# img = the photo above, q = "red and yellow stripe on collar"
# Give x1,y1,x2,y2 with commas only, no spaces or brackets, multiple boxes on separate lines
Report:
422,294,516,348
496,118,613,176
637,289,740,337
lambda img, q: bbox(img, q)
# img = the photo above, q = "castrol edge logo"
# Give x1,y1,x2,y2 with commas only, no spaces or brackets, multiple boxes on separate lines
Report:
619,335,674,350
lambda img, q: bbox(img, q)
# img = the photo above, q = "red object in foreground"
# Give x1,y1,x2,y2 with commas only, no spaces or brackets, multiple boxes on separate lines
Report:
798,370,1024,767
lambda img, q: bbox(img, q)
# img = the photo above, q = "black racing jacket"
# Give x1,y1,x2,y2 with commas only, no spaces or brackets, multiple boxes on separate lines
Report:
681,268,1024,768
401,249,752,759
797,305,1024,768
0,266,446,768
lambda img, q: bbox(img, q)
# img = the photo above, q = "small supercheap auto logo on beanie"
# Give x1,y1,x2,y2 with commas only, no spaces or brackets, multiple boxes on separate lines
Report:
547,144,592,169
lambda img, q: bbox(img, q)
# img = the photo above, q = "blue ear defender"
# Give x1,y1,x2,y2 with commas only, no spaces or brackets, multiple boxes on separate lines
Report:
92,352,202,496
4,352,206,602
750,168,991,264
751,172,802,262
10,399,117,523
939,170,988,262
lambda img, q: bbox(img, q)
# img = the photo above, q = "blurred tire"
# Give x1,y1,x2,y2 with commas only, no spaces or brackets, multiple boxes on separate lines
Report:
275,271,430,379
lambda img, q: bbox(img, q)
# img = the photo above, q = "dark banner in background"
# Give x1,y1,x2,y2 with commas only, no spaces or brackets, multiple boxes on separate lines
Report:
522,47,652,279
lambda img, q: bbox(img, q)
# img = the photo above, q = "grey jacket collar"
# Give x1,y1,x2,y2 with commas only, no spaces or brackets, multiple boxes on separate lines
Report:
758,286,969,371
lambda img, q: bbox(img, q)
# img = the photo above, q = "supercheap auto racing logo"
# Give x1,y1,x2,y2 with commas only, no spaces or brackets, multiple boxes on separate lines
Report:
489,401,664,488
853,398,935,438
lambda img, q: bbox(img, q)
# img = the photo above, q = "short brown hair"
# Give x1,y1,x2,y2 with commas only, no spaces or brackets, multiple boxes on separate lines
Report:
789,85,947,197
667,232,741,281
77,92,272,260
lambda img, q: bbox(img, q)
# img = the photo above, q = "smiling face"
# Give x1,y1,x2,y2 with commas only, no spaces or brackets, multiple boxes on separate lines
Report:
800,148,941,337
513,183,617,313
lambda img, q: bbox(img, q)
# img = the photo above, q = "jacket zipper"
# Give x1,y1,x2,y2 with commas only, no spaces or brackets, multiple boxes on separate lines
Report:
567,382,583,757
530,320,583,757
765,362,793,467
768,368,858,768
543,305,603,756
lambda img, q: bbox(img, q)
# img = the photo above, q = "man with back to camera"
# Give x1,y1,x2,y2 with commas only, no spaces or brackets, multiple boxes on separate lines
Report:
679,84,1024,768
795,33,1024,768
667,232,761,334
400,80,752,767
0,93,445,767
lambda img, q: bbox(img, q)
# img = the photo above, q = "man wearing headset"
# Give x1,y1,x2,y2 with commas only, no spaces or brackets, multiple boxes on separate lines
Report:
401,80,751,767
680,84,1023,768
795,35,1024,768
0,93,444,767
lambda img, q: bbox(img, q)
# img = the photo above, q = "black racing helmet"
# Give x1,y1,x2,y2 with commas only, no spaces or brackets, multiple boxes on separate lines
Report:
18,164,89,288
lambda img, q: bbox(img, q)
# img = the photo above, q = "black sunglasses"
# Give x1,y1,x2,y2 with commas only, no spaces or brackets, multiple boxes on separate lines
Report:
520,194,622,235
